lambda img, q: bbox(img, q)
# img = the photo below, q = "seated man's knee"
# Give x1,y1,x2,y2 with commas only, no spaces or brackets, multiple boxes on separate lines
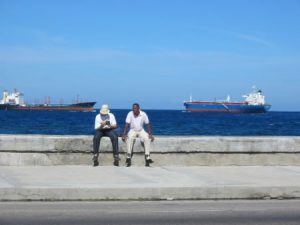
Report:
128,137,136,144
109,131,117,138
141,137,150,143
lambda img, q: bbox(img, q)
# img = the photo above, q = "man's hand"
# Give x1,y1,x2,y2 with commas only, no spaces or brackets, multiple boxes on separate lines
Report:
149,135,154,142
121,135,127,142
100,121,106,128
101,121,111,129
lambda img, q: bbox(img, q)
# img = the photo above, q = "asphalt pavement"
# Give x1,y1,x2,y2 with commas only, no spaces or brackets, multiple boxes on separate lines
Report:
1,200,300,225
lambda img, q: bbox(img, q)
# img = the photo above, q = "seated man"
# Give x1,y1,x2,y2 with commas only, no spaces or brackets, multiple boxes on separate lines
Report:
122,103,154,167
93,104,119,166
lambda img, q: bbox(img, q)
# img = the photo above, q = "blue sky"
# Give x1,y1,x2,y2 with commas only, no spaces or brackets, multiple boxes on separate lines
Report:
1,0,300,111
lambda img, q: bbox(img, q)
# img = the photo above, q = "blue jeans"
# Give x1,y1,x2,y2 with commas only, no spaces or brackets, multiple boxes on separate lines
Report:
93,129,119,156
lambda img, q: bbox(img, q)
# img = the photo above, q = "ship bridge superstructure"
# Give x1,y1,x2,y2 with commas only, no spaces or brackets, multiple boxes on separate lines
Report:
1,90,24,105
242,87,266,105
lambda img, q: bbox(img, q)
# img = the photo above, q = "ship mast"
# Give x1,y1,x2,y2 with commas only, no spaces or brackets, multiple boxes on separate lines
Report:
189,94,193,102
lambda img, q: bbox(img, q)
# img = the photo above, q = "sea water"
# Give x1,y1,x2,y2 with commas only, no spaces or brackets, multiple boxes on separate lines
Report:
0,110,300,136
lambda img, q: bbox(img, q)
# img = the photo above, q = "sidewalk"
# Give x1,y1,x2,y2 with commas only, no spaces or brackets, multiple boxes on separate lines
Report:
1,165,300,201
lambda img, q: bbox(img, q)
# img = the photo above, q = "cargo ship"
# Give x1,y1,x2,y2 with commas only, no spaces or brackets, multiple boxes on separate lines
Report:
0,90,96,112
183,87,271,113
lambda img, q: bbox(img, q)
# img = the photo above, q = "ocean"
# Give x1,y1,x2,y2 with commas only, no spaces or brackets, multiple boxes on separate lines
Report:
1,110,300,136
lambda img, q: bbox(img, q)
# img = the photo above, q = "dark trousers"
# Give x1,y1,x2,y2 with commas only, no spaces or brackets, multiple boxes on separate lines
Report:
93,129,119,156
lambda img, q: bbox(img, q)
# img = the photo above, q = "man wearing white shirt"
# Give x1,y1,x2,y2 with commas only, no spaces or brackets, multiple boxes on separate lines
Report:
122,103,154,167
93,104,119,167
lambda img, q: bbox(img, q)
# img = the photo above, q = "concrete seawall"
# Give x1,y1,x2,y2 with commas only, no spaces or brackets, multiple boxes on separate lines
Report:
1,135,300,201
0,134,300,166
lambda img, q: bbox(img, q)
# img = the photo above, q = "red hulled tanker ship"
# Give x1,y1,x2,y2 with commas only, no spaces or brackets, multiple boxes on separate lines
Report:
183,87,271,113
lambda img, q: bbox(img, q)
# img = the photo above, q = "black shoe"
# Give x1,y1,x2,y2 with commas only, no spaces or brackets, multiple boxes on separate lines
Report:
126,158,131,167
145,159,150,167
93,159,99,167
113,159,119,167
148,159,154,164
145,160,150,167
145,158,154,167
93,155,99,167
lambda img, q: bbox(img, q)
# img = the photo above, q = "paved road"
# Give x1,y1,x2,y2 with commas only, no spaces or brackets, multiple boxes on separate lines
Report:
1,200,300,225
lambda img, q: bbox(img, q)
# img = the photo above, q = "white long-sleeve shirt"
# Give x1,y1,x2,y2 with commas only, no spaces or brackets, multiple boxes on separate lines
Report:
94,113,117,130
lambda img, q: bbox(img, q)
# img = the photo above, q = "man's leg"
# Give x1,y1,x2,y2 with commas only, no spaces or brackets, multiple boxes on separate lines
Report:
126,130,136,167
92,130,104,166
106,130,119,166
140,130,153,167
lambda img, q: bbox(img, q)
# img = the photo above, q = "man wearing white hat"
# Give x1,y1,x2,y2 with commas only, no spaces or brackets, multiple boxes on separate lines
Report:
93,104,119,166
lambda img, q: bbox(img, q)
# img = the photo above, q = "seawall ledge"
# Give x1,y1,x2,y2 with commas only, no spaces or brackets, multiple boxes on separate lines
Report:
0,134,300,153
0,135,299,166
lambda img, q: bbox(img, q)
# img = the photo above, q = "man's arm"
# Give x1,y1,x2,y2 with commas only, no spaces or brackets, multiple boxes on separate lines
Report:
146,123,154,142
110,123,117,129
121,123,130,142
109,114,118,129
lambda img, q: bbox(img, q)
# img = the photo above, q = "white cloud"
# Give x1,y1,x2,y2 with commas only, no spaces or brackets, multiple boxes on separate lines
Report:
211,28,275,48
235,33,275,48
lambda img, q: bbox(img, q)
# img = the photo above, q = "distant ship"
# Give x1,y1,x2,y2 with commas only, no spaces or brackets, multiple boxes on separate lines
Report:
183,87,271,113
0,89,96,112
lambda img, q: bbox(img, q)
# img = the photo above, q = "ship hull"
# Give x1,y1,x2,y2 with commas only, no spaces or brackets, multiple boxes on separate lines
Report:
0,104,11,110
184,102,271,113
0,102,96,112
